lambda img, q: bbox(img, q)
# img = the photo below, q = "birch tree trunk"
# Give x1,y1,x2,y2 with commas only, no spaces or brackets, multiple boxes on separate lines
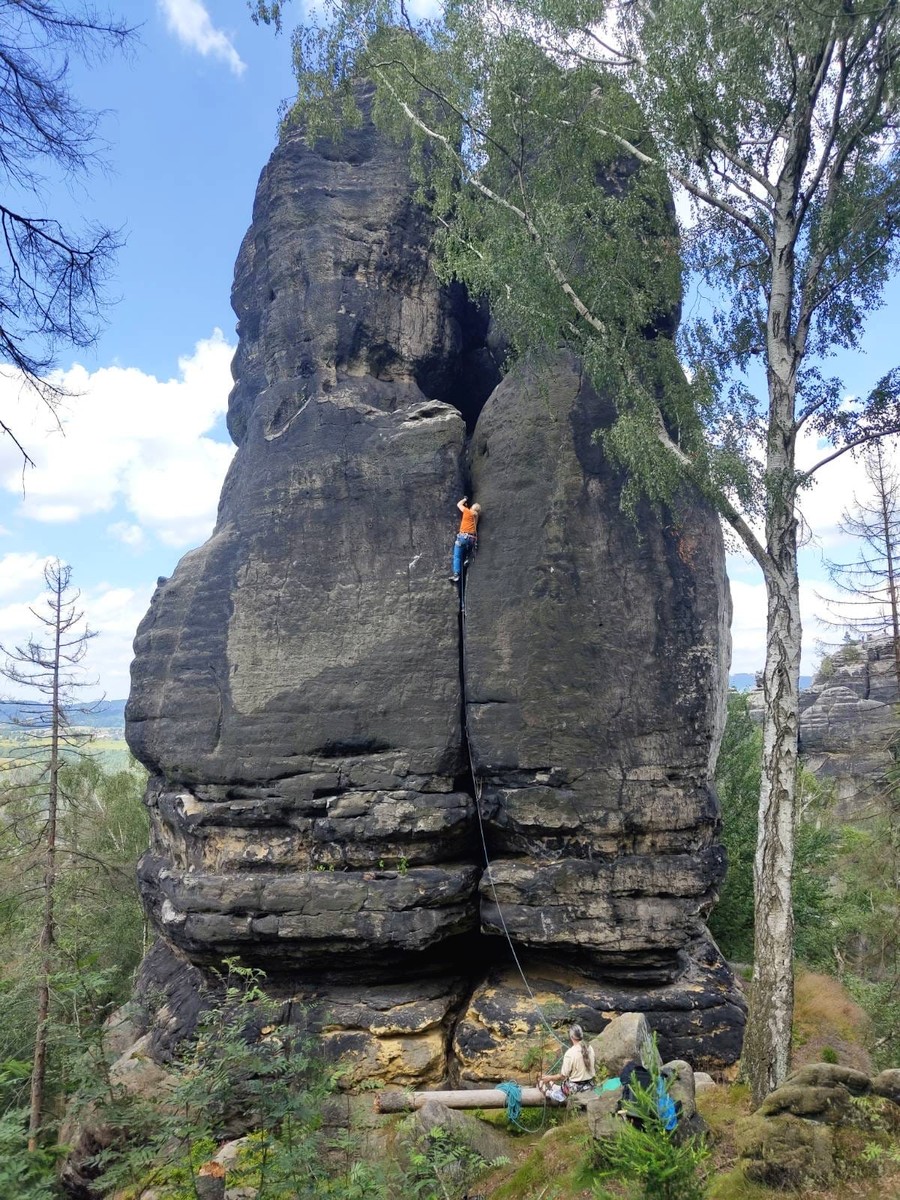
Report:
741,174,803,1102
743,540,801,1103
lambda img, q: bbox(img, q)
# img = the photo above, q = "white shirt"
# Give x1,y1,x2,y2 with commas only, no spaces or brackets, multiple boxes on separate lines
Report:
561,1042,595,1083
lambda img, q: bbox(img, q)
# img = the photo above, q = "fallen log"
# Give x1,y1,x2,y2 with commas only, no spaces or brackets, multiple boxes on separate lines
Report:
375,1087,547,1113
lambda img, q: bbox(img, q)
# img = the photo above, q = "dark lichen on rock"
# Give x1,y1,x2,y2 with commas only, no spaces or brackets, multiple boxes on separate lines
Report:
125,89,743,1085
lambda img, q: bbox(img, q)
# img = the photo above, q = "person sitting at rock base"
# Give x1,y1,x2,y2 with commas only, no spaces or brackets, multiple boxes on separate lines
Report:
537,1024,596,1103
449,496,481,582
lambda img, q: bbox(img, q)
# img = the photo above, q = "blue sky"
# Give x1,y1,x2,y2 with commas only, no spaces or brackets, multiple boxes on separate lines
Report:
0,0,898,697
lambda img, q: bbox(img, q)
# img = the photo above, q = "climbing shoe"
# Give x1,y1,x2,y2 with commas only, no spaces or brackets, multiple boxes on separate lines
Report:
449,574,460,582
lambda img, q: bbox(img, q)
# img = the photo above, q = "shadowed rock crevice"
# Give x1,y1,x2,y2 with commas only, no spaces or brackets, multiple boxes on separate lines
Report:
125,91,745,1083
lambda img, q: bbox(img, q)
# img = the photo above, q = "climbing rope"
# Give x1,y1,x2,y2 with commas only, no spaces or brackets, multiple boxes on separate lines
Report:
459,556,566,1050
496,1081,523,1126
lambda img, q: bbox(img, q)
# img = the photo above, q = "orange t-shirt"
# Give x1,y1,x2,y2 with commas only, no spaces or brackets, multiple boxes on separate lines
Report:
459,507,478,536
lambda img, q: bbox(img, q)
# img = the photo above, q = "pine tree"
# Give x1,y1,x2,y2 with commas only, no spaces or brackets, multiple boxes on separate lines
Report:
824,442,900,691
0,559,96,1149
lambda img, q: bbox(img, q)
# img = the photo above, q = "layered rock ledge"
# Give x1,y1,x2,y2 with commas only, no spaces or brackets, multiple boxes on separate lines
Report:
126,90,743,1084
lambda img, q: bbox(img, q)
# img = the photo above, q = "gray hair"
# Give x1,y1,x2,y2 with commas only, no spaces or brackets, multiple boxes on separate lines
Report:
570,1024,584,1041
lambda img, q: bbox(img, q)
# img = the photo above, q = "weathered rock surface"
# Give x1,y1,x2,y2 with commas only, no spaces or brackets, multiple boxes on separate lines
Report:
796,637,900,819
454,942,744,1081
125,90,741,1086
738,1060,900,1190
589,1012,651,1077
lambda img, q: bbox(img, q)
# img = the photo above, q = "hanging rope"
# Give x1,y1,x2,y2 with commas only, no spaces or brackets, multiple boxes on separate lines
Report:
459,556,566,1050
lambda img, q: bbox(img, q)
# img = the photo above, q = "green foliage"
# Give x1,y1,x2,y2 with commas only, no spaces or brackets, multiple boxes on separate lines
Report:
710,694,762,960
593,1052,709,1200
83,960,507,1199
88,960,340,1198
405,1122,508,1200
711,694,838,965
828,777,900,1067
818,654,836,679
0,1063,58,1199
0,756,148,1119
257,0,900,519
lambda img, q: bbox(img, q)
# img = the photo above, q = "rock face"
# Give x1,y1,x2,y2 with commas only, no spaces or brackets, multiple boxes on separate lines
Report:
126,93,742,1085
797,637,900,819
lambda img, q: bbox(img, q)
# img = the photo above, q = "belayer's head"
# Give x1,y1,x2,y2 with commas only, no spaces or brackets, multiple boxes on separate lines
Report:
569,1024,584,1043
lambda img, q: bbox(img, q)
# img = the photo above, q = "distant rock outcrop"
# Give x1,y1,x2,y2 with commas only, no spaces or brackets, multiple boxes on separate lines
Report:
798,637,900,819
125,89,743,1084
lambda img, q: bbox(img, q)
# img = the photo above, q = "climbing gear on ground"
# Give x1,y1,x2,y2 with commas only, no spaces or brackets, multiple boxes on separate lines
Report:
496,1080,530,1129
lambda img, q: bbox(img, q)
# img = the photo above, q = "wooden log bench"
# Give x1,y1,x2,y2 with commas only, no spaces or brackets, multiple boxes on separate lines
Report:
375,1087,548,1113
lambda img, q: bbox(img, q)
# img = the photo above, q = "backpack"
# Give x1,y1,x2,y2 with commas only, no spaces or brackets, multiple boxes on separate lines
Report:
619,1060,681,1131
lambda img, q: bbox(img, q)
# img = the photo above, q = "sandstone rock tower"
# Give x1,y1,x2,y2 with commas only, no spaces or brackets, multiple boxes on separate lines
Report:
126,94,745,1083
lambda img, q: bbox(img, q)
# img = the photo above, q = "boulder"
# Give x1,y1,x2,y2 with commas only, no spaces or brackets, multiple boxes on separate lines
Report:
738,1112,835,1189
782,1063,871,1096
693,1072,716,1093
662,1059,696,1119
589,1013,651,1077
102,1003,142,1060
872,1068,900,1104
738,1060,900,1190
212,1139,253,1171
757,1084,851,1124
585,1089,622,1139
412,1100,512,1165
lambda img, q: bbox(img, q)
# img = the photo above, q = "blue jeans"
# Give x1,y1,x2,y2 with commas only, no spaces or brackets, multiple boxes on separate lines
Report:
452,534,476,576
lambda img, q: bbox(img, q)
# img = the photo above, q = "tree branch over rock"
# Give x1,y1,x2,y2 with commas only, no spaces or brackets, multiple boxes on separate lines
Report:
256,0,900,1104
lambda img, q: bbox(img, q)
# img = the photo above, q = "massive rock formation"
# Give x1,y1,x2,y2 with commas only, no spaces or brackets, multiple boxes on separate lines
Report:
126,92,744,1084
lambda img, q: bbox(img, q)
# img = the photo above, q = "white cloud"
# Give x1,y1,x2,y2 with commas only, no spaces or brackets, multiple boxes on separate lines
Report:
158,0,246,76
0,578,153,700
108,522,146,549
796,430,900,552
0,330,237,549
728,570,849,677
725,431,900,675
0,551,52,598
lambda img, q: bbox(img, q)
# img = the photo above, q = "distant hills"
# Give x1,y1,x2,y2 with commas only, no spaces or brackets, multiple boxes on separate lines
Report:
730,673,813,691
0,698,126,730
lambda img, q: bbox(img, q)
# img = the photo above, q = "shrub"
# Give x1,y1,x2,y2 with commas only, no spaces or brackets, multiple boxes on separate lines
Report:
592,1039,709,1200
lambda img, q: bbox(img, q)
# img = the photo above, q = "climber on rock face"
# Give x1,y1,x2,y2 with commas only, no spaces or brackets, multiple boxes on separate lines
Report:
450,496,480,582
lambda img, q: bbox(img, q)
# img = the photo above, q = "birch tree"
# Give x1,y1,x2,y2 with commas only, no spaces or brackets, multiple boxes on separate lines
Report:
255,0,900,1101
